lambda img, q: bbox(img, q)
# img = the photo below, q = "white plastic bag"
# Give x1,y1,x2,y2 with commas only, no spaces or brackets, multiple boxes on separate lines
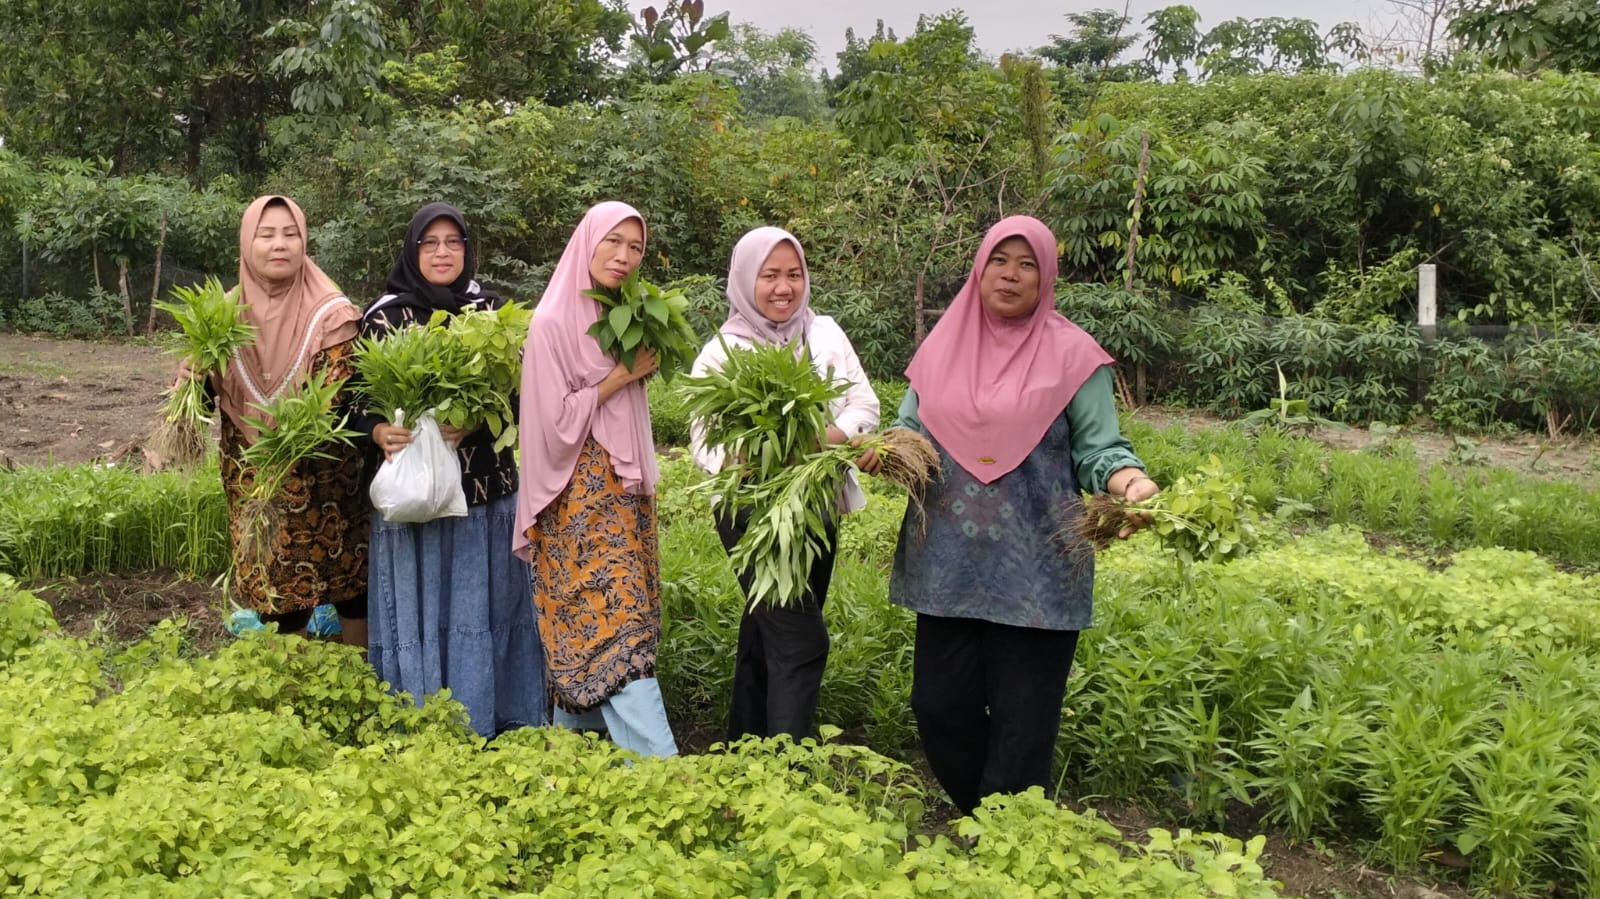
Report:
368,409,468,523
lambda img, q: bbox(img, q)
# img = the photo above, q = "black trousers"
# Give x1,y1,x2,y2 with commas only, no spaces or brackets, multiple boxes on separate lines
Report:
910,613,1080,815
716,505,838,742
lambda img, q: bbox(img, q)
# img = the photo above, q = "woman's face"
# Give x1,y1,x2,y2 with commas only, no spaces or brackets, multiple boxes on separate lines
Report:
978,236,1042,320
417,217,465,287
249,204,305,285
753,241,805,323
588,218,645,289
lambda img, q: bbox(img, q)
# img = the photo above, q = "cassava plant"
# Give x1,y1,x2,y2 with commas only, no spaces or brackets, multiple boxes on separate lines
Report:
147,277,256,467
235,369,360,565
584,270,699,380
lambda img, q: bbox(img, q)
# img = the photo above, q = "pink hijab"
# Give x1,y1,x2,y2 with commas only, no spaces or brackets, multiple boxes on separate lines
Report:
720,226,814,345
514,201,659,559
219,195,360,443
905,215,1112,483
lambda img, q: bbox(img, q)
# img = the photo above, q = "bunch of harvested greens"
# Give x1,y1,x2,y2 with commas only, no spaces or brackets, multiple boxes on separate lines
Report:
1063,455,1259,566
147,277,256,467
235,370,361,564
583,271,699,379
680,337,849,485
681,340,939,607
352,303,531,451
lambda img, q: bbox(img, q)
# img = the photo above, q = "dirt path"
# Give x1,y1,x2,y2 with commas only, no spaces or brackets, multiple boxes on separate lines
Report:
0,333,175,468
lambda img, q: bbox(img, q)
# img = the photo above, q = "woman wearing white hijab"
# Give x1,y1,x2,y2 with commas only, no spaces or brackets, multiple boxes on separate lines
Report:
689,227,879,741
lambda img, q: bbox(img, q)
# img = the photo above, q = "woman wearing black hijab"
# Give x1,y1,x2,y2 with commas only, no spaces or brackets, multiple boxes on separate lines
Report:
354,202,546,737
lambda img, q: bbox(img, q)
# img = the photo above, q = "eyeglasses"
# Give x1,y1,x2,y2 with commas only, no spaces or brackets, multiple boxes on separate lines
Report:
419,236,466,253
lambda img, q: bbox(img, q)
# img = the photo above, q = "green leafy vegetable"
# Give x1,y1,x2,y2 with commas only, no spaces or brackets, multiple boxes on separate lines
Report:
147,277,256,467
584,270,699,380
682,341,936,607
1069,454,1261,567
235,369,361,565
353,303,531,452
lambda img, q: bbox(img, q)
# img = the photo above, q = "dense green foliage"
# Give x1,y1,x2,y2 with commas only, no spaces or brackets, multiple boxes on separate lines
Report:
0,576,1283,897
5,4,1600,436
353,303,531,450
8,393,1600,891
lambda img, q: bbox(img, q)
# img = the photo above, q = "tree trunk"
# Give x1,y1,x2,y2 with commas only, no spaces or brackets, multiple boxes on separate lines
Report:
117,258,134,335
146,211,169,336
913,272,926,348
1124,131,1152,405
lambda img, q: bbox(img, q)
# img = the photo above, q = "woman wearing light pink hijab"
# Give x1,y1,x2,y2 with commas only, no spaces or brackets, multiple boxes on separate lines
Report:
203,195,369,644
688,227,878,743
515,201,676,757
862,215,1158,814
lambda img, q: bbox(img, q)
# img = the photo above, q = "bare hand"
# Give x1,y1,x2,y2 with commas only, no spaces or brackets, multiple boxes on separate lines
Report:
1116,473,1161,539
824,425,848,446
173,359,201,388
852,436,882,474
625,347,660,382
373,422,413,461
438,424,471,447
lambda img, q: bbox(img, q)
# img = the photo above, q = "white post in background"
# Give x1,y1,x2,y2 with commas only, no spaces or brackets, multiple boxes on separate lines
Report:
1417,263,1438,336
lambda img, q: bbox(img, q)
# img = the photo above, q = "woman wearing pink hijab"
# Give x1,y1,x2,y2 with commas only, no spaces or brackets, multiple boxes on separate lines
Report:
688,227,879,742
515,201,676,757
199,195,369,643
862,215,1158,814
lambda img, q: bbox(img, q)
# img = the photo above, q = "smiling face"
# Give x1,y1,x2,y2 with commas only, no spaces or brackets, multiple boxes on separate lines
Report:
753,241,806,324
417,217,466,287
978,236,1042,320
588,218,645,289
249,203,305,285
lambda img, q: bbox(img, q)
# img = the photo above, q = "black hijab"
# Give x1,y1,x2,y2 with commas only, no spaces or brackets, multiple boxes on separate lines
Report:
373,202,501,319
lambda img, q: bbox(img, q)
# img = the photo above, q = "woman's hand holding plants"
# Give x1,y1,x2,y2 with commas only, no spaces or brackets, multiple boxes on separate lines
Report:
372,422,413,461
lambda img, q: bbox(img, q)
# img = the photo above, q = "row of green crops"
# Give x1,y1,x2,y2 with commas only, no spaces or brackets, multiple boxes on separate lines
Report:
0,461,228,579
7,418,1600,893
658,481,1600,896
0,577,1280,898
1126,416,1600,569
5,392,1598,579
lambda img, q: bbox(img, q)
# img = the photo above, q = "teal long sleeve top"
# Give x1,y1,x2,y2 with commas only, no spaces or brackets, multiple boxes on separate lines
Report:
888,365,1145,631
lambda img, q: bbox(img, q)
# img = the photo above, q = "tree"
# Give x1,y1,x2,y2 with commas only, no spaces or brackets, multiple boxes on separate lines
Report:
1037,9,1154,81
1141,6,1367,80
630,0,732,85
268,0,392,143
383,0,630,104
710,24,829,120
1364,0,1461,70
1450,0,1600,72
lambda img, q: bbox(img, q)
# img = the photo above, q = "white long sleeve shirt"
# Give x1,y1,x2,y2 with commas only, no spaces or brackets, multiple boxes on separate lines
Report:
688,315,881,513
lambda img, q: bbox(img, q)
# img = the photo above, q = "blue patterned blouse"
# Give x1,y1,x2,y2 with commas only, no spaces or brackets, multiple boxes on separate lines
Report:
888,366,1143,631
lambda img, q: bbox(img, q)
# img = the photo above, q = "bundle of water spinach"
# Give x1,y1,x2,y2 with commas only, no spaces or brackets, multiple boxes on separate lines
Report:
681,340,938,607
147,277,256,467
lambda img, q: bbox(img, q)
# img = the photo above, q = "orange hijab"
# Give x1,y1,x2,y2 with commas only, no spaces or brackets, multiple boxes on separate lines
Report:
217,196,361,442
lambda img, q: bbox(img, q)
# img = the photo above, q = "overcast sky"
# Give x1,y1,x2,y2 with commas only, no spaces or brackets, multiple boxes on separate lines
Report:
634,1,1399,69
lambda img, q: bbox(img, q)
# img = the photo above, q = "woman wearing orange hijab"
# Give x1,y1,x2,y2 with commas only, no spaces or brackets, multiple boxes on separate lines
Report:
195,195,369,643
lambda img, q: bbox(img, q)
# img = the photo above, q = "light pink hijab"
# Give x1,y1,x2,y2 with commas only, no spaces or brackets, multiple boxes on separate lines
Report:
720,226,814,346
905,215,1112,483
219,195,360,443
514,201,659,559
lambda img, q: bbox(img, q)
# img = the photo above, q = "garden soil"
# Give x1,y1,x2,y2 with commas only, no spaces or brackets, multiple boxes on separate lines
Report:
0,332,1572,898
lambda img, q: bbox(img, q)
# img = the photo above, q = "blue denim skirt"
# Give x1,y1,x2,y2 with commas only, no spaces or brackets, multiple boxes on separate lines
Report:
368,492,547,736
